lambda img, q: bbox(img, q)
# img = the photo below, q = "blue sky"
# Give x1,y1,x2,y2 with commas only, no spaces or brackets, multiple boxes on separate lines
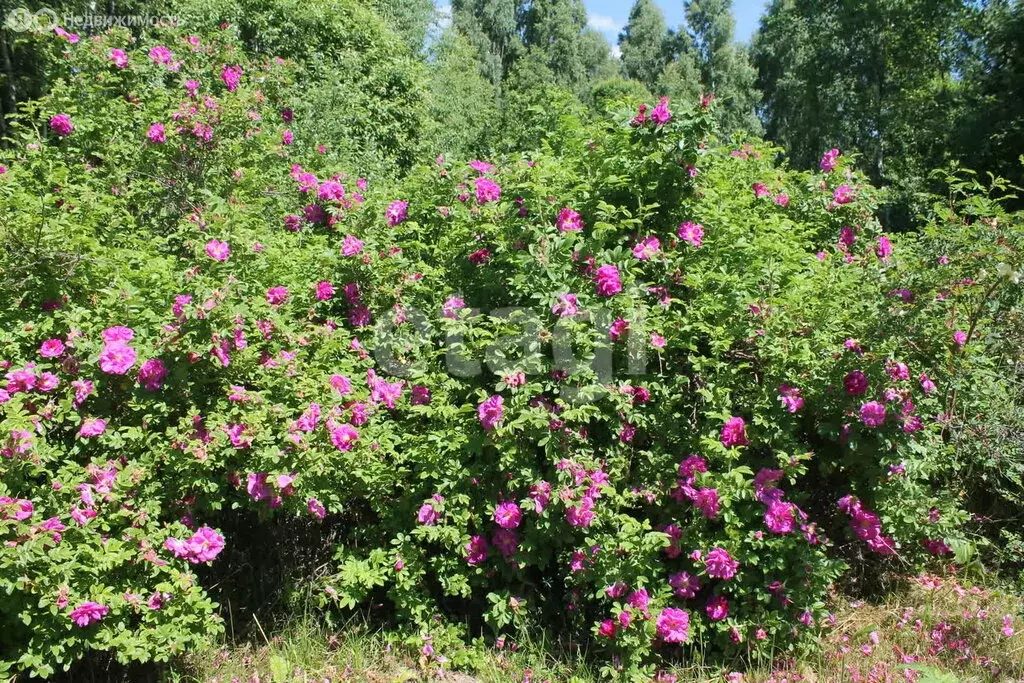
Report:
584,0,768,48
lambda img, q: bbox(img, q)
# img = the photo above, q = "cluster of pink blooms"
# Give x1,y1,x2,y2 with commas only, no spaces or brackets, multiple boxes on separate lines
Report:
556,207,583,232
164,525,225,564
98,326,137,376
69,601,109,627
593,264,622,297
49,113,73,137
820,148,841,172
838,495,896,554
385,200,408,226
778,384,804,413
632,236,660,260
677,221,704,248
474,177,501,204
720,416,748,447
631,97,672,127
478,395,504,431
0,496,34,521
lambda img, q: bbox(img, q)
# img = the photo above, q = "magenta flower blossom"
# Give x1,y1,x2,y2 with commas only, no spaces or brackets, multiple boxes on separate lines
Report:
315,281,334,301
69,379,94,408
594,264,622,297
40,339,65,358
102,326,134,342
492,528,519,558
552,293,580,317
953,330,967,347
833,185,854,204
469,159,494,174
877,235,893,260
328,423,359,451
598,619,617,639
205,239,230,262
677,221,704,248
109,48,128,68
165,526,225,563
633,236,660,260
494,500,522,529
317,181,345,202
266,286,289,307
566,496,595,527
341,235,364,256
609,318,629,341
69,602,109,627
221,64,242,91
669,571,700,599
0,496,34,521
411,385,431,405
820,148,840,172
753,182,771,198
474,177,501,204
656,607,690,643
418,497,442,526
476,395,505,433
860,401,886,427
149,45,173,65
468,248,490,264
189,526,226,562
556,207,584,232
137,358,168,390
919,373,936,394
886,361,910,381
706,596,729,621
778,384,804,413
385,200,409,226
765,500,796,534
99,342,137,375
147,123,166,143
308,498,326,519
282,129,293,145
705,547,739,580
650,96,672,125
773,193,790,206
442,296,466,319
329,374,352,395
844,370,869,396
692,488,720,519
839,226,856,248
465,535,489,565
720,417,748,448
50,114,74,137
78,418,106,438
529,481,551,513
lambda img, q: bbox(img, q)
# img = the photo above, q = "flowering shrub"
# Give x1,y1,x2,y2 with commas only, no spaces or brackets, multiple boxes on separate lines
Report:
1,19,1023,681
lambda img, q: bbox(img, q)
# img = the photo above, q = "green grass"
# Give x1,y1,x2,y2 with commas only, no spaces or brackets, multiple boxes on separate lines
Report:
168,573,1024,683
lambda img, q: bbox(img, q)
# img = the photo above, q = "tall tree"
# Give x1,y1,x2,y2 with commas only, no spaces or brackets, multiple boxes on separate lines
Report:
684,0,761,134
618,0,670,91
753,0,966,193
370,0,435,52
452,0,525,85
953,0,1024,194
521,0,589,87
579,27,619,83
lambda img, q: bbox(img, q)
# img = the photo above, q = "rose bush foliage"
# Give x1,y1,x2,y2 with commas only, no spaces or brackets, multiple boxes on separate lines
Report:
1,22,1023,680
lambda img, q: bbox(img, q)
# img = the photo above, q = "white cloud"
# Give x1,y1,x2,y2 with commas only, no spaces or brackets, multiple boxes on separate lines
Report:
587,13,622,34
